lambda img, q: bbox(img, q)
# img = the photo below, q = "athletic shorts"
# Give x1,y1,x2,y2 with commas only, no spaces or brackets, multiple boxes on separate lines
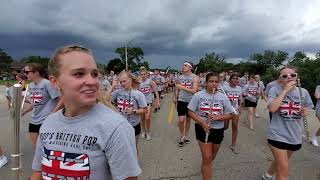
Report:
29,123,42,133
244,99,257,108
177,101,190,117
195,123,224,144
158,91,162,97
134,123,141,136
268,139,301,151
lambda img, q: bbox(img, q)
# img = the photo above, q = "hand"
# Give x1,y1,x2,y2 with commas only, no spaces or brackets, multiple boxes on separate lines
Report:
301,107,309,117
175,84,182,90
208,113,218,121
283,80,296,93
238,106,242,114
201,121,210,133
156,101,160,109
172,98,177,104
21,110,27,117
126,107,133,115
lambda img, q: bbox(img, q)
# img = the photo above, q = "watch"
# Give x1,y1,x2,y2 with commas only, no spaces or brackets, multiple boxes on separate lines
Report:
133,110,137,114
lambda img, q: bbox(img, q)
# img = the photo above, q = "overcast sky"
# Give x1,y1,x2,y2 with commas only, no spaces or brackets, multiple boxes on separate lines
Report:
1,0,320,69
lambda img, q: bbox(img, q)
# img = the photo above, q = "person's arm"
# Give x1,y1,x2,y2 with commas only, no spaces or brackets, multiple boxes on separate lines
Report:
176,76,199,94
22,104,33,116
208,113,233,122
315,86,320,99
29,172,41,180
151,80,160,108
268,81,295,113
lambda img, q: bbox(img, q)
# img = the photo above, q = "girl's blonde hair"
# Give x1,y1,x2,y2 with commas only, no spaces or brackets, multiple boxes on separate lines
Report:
119,70,140,89
48,45,115,110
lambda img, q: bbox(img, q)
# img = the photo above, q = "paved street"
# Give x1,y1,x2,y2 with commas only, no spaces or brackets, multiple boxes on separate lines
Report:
0,93,319,180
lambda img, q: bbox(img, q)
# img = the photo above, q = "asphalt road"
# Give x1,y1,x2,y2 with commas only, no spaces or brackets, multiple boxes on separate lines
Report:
0,93,319,180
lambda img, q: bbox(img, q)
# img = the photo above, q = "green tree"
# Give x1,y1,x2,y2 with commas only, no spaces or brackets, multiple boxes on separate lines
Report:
197,52,226,73
106,58,125,73
21,56,50,69
115,47,144,69
0,48,13,73
250,50,288,68
289,51,308,66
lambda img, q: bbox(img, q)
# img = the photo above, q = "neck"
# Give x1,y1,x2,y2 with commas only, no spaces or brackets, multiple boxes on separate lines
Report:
230,83,236,87
184,71,191,76
63,103,96,117
33,77,43,84
206,88,215,94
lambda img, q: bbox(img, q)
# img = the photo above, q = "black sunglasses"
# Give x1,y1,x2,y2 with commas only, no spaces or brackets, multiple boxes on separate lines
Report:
24,70,34,75
280,73,297,79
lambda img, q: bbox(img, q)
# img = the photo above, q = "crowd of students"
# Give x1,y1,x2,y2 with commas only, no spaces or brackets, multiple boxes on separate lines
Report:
0,45,319,180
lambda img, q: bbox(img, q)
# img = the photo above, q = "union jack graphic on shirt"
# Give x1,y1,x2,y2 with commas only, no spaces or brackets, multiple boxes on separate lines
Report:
41,147,90,179
116,97,133,112
248,87,258,96
139,86,151,95
31,92,44,104
227,93,240,105
279,100,301,120
199,101,223,116
181,81,192,89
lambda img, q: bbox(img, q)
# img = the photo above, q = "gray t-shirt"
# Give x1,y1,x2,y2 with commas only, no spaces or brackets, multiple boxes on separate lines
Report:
153,75,165,92
315,85,320,115
265,80,281,96
222,83,243,112
32,103,141,180
242,82,260,103
111,89,147,126
100,79,111,91
267,86,314,144
29,78,60,125
188,90,233,129
178,73,196,102
139,79,153,104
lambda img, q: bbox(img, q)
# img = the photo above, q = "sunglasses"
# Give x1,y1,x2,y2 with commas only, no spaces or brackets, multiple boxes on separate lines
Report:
280,73,297,79
24,70,34,75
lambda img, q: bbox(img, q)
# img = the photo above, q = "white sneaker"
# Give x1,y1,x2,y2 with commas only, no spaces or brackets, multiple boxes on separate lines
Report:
0,155,8,168
255,113,260,118
146,133,151,141
262,172,273,180
141,132,146,139
311,137,319,147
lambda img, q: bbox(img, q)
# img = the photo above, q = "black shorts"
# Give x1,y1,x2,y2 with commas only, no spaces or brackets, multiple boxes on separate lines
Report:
244,99,257,108
268,139,301,151
29,123,42,133
158,91,162,97
177,101,190,117
134,123,141,136
195,123,224,144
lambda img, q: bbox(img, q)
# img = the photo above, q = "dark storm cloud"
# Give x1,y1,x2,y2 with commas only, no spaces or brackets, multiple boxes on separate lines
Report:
1,0,320,68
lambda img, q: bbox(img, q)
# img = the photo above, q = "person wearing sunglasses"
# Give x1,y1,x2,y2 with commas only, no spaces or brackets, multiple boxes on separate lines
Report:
310,84,320,147
262,66,314,180
21,63,64,147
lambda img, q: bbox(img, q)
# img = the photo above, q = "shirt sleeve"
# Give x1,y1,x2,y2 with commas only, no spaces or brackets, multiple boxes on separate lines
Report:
187,93,199,112
136,91,147,108
111,90,119,103
32,134,44,171
303,89,314,109
104,121,141,180
267,86,278,106
223,94,234,114
46,81,60,99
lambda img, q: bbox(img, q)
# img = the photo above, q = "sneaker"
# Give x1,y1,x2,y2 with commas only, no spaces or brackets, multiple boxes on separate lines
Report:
230,145,240,154
262,172,273,180
255,113,260,118
184,137,190,144
141,132,146,139
178,138,184,147
0,155,8,168
146,133,151,141
311,136,319,147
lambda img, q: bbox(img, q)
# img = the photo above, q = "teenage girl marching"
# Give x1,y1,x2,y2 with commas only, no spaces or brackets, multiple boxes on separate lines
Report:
188,72,233,180
262,66,314,180
139,67,160,141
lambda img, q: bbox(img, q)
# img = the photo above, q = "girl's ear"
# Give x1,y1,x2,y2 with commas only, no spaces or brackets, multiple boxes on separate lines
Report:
49,75,61,91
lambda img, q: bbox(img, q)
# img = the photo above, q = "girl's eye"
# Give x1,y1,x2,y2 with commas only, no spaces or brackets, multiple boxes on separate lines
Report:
92,72,99,78
74,72,84,77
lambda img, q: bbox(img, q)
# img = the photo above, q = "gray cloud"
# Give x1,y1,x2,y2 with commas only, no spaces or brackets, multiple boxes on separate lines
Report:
1,0,320,69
